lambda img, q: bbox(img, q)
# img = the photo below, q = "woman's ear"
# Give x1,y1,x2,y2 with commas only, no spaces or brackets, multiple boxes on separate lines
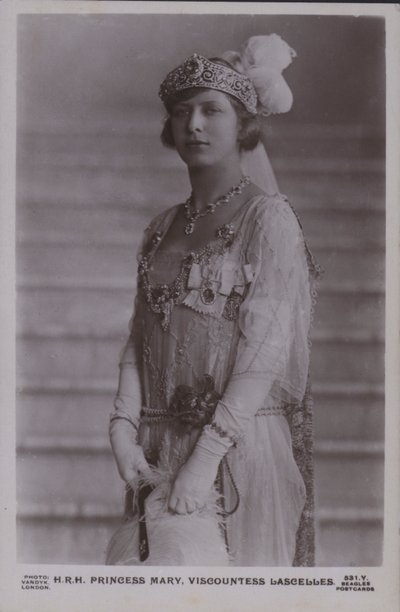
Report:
236,118,245,144
236,118,247,148
160,117,176,149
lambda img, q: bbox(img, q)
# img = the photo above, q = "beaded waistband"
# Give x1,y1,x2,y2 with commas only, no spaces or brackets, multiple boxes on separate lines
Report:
140,406,175,424
140,376,288,430
141,403,286,424
255,406,286,417
141,375,220,430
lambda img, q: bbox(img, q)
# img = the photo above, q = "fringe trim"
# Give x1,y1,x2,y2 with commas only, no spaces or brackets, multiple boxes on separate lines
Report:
289,379,315,566
106,460,229,566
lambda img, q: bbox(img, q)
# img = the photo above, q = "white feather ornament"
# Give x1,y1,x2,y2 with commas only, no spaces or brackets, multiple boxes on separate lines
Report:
223,34,296,115
106,464,229,566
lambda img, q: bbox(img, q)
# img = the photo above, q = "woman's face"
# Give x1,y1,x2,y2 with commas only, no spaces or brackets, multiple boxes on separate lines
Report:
170,89,241,168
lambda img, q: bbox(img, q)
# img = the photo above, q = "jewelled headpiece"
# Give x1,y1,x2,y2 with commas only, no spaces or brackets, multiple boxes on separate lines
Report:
159,53,258,115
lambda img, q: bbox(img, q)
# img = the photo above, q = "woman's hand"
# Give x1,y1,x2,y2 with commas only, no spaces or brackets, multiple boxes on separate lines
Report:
109,418,153,487
116,443,153,488
168,445,221,514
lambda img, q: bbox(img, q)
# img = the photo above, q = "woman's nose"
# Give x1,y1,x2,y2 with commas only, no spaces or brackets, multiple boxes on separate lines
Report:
187,108,203,132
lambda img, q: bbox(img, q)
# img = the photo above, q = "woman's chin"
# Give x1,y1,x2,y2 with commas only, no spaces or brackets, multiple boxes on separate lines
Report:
177,148,212,166
179,155,215,169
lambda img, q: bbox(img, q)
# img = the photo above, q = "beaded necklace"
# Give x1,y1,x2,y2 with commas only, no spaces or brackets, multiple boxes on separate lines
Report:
138,223,235,331
183,176,250,235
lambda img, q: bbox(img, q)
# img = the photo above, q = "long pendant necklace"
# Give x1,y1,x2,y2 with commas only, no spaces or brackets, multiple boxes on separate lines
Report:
138,235,233,331
183,176,250,235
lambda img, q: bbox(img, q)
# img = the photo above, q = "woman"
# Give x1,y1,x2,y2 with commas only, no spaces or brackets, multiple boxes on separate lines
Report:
106,35,320,567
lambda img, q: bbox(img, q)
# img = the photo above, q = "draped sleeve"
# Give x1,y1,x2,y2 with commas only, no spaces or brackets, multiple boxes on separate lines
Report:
198,196,312,444
110,212,166,426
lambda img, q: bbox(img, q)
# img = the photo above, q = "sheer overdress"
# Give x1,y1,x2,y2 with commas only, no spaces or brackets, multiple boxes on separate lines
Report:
106,193,315,566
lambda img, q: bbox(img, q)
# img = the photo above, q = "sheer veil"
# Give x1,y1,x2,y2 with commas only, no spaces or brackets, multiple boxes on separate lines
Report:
225,34,298,197
240,140,279,196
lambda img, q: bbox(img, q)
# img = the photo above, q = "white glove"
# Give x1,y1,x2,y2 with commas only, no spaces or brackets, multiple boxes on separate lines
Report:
109,418,153,488
110,332,153,488
168,428,229,514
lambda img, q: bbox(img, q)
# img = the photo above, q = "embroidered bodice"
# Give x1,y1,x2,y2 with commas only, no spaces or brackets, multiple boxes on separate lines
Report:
117,194,317,463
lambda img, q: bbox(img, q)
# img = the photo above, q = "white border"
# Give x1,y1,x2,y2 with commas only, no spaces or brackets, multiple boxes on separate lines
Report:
0,2,399,611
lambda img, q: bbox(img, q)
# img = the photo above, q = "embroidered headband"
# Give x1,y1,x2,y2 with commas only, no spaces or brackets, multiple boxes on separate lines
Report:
159,53,258,115
159,36,296,117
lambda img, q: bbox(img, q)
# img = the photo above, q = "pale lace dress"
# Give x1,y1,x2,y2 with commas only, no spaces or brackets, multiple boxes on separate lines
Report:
106,193,317,566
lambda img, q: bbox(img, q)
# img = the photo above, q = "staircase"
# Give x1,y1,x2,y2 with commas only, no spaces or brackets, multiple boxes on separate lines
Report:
16,114,385,565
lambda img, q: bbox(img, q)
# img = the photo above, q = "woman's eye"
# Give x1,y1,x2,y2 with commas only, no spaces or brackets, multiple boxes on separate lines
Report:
172,108,189,118
204,107,221,115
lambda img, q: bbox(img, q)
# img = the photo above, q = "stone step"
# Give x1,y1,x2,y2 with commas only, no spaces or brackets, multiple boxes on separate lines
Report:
16,381,385,443
17,515,120,565
299,209,384,250
17,283,137,338
316,509,383,566
17,205,385,251
17,203,154,245
17,445,125,509
16,506,383,566
17,241,140,281
265,125,385,165
313,390,384,442
315,288,384,335
17,163,191,211
315,249,384,292
17,181,385,213
17,240,384,287
17,434,383,511
16,280,384,337
314,441,384,510
18,122,385,167
16,330,384,385
18,144,384,182
18,121,384,215
17,163,385,216
17,387,114,441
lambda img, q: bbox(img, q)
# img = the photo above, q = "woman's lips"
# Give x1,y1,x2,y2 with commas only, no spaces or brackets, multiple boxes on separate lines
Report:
186,140,209,147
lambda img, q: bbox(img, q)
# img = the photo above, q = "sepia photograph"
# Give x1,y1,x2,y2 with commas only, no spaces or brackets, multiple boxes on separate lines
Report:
1,1,399,611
